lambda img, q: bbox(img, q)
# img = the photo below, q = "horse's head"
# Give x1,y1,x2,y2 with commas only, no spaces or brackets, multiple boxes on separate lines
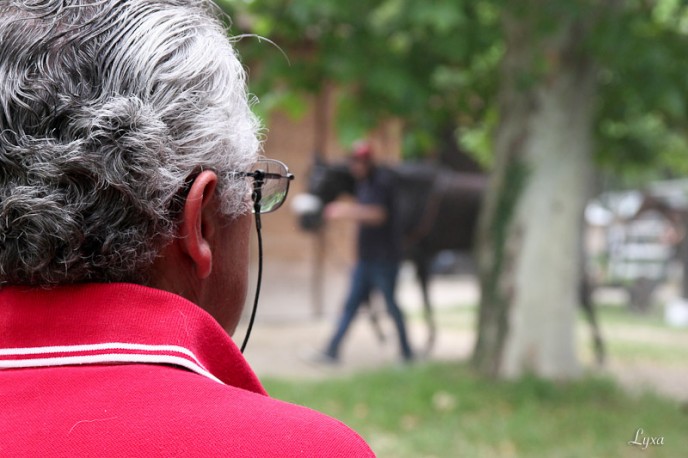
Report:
291,160,356,231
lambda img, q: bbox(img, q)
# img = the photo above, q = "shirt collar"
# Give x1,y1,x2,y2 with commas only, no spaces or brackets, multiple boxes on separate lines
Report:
0,283,266,394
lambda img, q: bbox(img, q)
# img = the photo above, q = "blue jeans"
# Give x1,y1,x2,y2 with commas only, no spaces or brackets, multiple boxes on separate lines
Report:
325,260,413,360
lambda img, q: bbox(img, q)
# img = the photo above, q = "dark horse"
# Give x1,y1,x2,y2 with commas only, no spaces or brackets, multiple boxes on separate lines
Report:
296,159,606,363
296,159,486,354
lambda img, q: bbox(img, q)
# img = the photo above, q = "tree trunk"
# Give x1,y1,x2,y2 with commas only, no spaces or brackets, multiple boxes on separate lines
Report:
472,8,596,379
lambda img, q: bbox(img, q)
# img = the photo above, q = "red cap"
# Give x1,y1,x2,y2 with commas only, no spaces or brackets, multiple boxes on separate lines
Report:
351,141,373,160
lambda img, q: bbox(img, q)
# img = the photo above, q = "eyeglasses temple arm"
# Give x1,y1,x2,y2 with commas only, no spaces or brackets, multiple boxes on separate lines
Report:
239,167,293,353
241,205,262,354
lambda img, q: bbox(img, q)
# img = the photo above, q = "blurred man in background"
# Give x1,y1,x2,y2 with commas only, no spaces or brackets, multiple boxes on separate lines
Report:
318,141,414,364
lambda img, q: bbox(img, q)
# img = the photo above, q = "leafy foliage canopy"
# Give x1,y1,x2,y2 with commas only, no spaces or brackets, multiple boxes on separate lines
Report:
219,0,688,177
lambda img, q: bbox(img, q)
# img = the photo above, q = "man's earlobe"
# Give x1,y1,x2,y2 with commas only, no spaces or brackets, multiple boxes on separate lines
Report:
180,170,219,279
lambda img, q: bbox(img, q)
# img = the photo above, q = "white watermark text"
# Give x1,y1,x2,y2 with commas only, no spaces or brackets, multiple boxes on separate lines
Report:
628,428,664,450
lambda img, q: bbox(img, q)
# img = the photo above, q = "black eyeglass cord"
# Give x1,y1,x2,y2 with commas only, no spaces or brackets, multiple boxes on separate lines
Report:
240,192,263,353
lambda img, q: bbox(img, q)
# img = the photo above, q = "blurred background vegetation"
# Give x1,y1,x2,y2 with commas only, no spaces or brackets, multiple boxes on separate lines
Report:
218,0,688,182
216,0,688,455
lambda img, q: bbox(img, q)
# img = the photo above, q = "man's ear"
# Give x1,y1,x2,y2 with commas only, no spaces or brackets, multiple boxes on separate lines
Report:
180,170,219,279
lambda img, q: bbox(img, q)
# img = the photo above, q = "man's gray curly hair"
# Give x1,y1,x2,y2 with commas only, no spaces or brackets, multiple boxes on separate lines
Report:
0,0,261,286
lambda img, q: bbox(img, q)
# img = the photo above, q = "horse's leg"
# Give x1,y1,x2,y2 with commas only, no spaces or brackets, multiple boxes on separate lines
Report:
363,292,386,343
414,255,436,356
580,275,605,366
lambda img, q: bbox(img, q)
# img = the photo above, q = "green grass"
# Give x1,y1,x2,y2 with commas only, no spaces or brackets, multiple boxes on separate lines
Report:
264,363,688,458
583,303,688,365
594,303,669,328
411,304,476,331
605,339,688,365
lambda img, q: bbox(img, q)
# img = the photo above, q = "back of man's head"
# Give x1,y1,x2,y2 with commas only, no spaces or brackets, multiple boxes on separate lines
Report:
0,0,260,286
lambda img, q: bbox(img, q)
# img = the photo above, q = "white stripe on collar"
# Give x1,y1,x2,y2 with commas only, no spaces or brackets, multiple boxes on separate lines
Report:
0,343,224,385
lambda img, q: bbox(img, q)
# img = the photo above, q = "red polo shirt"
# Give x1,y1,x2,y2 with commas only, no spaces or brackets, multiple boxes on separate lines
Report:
0,283,375,457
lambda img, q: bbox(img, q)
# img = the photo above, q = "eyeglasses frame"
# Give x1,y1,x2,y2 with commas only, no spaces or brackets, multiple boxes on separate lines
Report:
236,158,295,215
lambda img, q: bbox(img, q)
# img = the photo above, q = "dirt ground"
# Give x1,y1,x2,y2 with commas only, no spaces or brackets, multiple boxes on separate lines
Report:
236,260,688,403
